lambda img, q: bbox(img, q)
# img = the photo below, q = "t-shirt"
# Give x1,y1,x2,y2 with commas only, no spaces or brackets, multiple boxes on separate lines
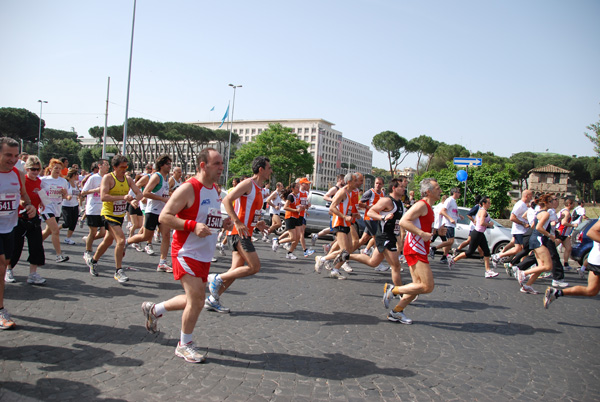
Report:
441,197,459,228
510,200,529,235
572,206,586,225
432,202,445,230
40,176,68,216
83,173,103,215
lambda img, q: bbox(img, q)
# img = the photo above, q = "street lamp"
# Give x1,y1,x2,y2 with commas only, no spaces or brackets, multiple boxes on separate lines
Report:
37,100,48,158
224,83,242,186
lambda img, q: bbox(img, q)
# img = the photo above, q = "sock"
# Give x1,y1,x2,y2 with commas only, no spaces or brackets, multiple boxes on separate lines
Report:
154,302,166,317
393,305,404,313
159,259,166,265
556,290,563,298
180,331,193,345
91,259,97,264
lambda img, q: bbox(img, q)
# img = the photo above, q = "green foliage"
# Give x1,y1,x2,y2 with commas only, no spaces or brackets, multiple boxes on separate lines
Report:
371,131,408,177
0,107,42,152
78,145,119,172
413,162,517,218
427,143,470,171
408,135,439,174
585,112,600,156
40,138,82,167
229,123,314,186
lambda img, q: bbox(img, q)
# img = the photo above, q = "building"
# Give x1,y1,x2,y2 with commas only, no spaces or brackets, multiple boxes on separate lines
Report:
527,164,576,197
192,118,373,190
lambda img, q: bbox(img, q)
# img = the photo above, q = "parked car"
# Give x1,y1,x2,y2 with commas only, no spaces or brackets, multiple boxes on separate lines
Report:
432,206,512,255
571,218,598,266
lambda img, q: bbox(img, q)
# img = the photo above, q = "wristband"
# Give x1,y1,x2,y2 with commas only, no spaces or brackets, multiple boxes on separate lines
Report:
184,219,197,232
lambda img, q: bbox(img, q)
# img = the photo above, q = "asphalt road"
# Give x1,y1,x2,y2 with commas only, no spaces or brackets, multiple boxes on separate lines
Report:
1,225,599,401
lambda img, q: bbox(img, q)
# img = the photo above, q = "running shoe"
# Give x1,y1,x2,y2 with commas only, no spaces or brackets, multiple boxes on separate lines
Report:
262,233,269,242
451,248,459,257
440,256,448,264
520,285,538,294
145,244,156,256
0,309,16,330
157,262,173,273
64,237,76,245
211,257,218,262
204,296,230,313
329,269,346,280
87,259,98,277
4,269,16,283
333,249,350,266
207,274,222,300
141,301,159,333
484,270,499,278
578,266,586,279
551,279,568,288
375,263,390,272
539,272,552,279
314,256,325,273
272,238,279,252
516,268,527,286
341,262,353,272
544,287,558,309
132,243,142,252
283,243,291,252
83,251,91,265
322,244,331,254
563,263,572,271
387,310,412,324
303,249,315,257
27,272,46,285
429,246,436,260
491,254,499,268
325,259,334,270
383,283,394,309
447,255,455,269
56,254,69,263
286,252,297,260
311,233,318,247
504,263,513,277
175,341,207,363
114,269,129,283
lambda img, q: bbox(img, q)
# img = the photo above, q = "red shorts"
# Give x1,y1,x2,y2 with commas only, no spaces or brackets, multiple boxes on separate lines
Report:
404,252,429,267
172,255,210,281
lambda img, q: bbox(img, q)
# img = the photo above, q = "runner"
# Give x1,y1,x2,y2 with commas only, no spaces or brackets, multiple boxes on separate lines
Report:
296,178,315,257
81,159,109,265
357,177,385,257
40,158,71,263
127,155,173,272
86,156,142,282
140,147,233,363
274,182,303,259
438,187,462,266
555,198,576,270
382,178,441,324
429,195,448,259
544,219,600,308
168,166,184,194
312,174,345,246
0,137,36,329
264,182,283,242
61,168,81,245
205,156,271,313
491,190,532,267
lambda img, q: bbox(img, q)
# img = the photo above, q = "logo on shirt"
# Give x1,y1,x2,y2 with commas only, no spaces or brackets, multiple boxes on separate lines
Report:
201,199,211,205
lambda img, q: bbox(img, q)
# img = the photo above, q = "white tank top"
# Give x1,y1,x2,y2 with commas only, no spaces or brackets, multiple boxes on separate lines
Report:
146,173,169,215
268,192,283,215
0,168,22,233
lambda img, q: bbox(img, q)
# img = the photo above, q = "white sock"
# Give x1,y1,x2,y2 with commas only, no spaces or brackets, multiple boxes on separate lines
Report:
180,331,193,345
154,302,167,317
159,259,166,265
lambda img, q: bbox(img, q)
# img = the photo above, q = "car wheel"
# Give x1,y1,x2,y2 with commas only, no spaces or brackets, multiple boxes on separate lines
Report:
492,241,509,255
275,221,286,236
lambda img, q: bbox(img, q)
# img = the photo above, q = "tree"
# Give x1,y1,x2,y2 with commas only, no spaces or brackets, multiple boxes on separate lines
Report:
509,152,537,190
229,123,314,186
0,107,43,153
40,138,82,167
585,112,600,156
371,167,393,185
427,143,470,171
371,131,412,177
78,145,119,172
408,135,439,175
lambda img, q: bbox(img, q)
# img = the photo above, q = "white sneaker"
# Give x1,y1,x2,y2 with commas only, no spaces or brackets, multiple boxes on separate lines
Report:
27,272,46,285
272,238,279,252
64,237,76,245
5,269,16,283
375,263,390,272
341,262,353,272
314,256,325,273
311,233,318,247
485,270,499,278
145,244,156,256
286,252,297,260
329,270,346,280
551,279,569,288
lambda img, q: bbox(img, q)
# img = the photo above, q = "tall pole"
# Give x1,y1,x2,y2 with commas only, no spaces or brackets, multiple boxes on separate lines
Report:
102,77,110,159
37,100,48,158
225,83,242,187
122,0,137,156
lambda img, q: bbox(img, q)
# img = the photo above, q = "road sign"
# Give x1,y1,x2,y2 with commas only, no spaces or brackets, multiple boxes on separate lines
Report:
453,157,482,166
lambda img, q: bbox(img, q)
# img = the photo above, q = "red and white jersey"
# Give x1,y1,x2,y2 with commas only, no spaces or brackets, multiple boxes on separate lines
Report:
556,207,573,237
332,188,353,228
172,178,222,264
298,190,309,217
228,179,264,235
403,199,434,256
0,167,22,234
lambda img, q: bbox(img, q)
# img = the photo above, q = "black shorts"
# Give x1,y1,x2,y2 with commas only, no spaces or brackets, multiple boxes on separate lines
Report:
0,231,15,258
285,218,298,230
332,226,350,235
300,217,307,226
87,215,104,228
103,215,124,227
375,233,398,253
587,262,600,276
365,220,379,236
128,203,143,216
445,226,455,239
229,234,255,253
41,213,57,221
554,231,569,242
144,212,160,231
513,234,525,245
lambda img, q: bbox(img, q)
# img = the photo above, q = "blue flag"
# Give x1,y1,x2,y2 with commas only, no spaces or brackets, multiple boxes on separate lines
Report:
210,106,215,111
218,104,229,128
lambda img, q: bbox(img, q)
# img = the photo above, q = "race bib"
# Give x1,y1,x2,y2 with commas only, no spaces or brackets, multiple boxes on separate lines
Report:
113,200,127,215
252,209,262,225
206,208,222,234
47,185,63,202
394,219,401,236
0,193,18,217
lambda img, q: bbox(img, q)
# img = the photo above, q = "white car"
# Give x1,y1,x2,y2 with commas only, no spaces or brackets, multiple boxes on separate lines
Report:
432,206,512,255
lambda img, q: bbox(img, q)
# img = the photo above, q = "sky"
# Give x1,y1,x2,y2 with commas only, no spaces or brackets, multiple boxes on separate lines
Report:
1,0,599,170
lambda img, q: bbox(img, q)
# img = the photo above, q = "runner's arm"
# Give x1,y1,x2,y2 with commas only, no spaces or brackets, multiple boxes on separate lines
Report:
400,201,432,242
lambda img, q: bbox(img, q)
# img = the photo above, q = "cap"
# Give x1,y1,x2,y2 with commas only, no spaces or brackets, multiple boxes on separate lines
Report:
299,178,311,184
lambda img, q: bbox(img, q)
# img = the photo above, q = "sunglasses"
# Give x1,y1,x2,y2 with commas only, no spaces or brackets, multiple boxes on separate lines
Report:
28,167,41,171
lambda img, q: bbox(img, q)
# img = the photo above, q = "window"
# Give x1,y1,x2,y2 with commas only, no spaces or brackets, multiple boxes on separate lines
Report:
309,193,327,207
252,129,256,134
304,128,309,133
258,128,262,133
245,129,249,134
312,127,316,133
311,136,316,142
554,173,561,184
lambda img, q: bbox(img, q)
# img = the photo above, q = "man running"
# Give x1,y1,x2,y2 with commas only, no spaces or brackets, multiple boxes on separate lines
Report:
438,187,462,266
492,189,532,269
357,176,385,257
382,178,441,324
296,178,315,257
81,159,109,265
168,166,184,194
86,156,142,282
140,148,233,363
0,137,36,329
205,156,271,313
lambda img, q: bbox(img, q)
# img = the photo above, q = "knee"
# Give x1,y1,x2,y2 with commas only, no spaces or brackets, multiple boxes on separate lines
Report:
248,262,261,275
115,238,126,249
421,283,435,294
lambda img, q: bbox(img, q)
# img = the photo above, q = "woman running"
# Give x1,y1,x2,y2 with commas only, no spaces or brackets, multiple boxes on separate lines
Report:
62,168,81,245
40,158,71,263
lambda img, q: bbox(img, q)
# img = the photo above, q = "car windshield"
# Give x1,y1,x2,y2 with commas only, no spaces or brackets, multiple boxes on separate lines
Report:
309,192,327,207
573,219,594,236
457,207,505,227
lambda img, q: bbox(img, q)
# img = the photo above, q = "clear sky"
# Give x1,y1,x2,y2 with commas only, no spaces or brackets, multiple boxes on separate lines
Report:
2,0,599,169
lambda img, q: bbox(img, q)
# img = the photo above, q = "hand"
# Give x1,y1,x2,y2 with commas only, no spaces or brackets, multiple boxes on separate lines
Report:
344,215,352,222
222,217,234,231
25,204,36,219
451,219,456,225
235,221,250,238
124,194,134,202
256,220,268,232
384,214,394,221
420,231,432,242
193,223,212,238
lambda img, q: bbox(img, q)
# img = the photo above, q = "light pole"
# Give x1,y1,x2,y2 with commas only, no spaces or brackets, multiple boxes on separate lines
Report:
122,0,137,157
37,100,48,158
224,83,242,186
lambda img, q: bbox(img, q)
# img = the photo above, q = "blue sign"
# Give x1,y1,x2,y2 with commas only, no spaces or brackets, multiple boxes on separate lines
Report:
453,157,482,166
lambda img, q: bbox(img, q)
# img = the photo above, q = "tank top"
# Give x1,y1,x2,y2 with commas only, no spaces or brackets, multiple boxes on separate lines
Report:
172,176,183,192
63,181,80,207
0,167,22,233
101,173,130,220
475,210,490,233
172,178,222,263
362,188,385,221
298,190,309,217
284,192,300,219
146,172,169,215
378,196,404,236
268,192,283,215
403,199,434,256
531,210,551,241
556,207,573,237
228,179,264,235
331,189,353,228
